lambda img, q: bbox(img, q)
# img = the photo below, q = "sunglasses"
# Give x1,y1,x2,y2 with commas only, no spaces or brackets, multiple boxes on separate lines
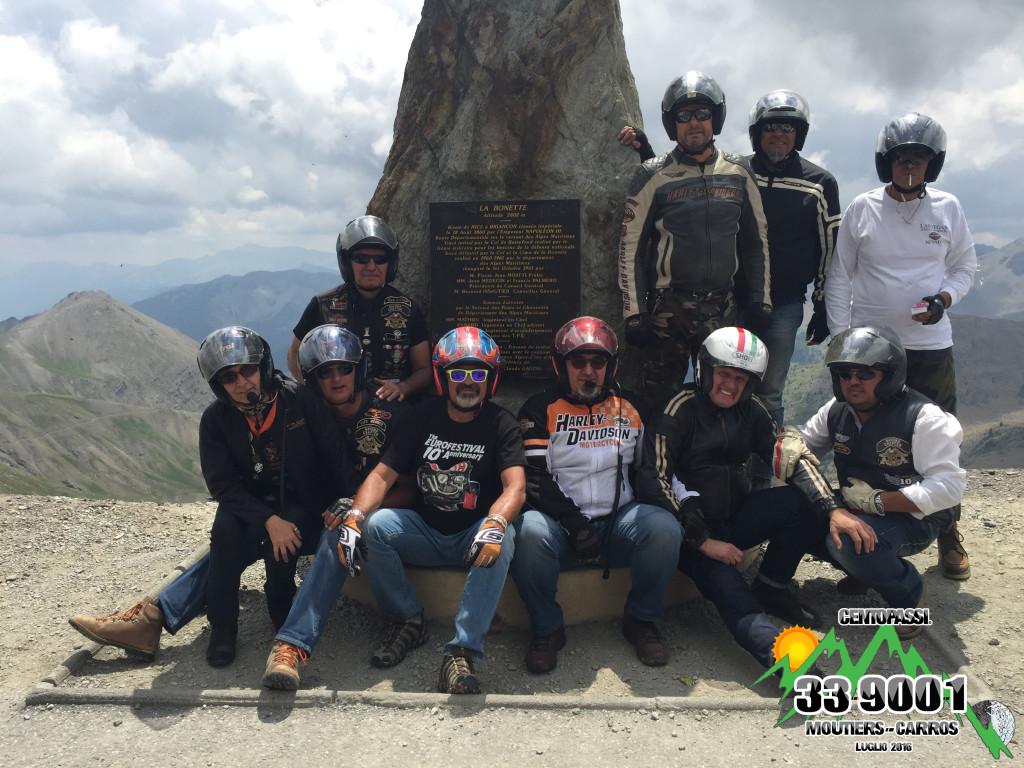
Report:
350,253,390,265
675,107,713,123
836,368,879,381
315,362,356,380
216,364,259,385
447,369,488,383
891,149,934,165
567,355,609,370
763,122,796,134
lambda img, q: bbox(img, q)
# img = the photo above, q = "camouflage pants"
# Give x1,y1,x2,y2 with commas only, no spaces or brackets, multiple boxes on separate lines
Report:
906,346,960,523
637,289,736,410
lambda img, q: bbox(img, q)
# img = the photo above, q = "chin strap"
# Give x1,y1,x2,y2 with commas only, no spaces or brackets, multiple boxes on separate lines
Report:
891,181,927,197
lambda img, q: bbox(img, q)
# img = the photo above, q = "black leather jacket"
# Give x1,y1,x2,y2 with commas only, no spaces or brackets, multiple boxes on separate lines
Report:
636,383,839,548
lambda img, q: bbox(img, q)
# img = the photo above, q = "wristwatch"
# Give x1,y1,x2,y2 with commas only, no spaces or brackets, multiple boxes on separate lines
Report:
872,491,885,516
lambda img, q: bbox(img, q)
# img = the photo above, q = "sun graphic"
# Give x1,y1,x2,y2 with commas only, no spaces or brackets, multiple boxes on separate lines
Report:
772,626,820,671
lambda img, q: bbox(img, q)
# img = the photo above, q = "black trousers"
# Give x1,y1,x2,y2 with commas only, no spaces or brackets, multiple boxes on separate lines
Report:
206,500,321,630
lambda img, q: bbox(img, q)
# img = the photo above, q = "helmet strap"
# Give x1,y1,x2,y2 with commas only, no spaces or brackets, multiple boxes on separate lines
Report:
890,180,926,197
679,138,715,157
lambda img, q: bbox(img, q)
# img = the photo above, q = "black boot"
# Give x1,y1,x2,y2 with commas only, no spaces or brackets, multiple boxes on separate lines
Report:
206,624,238,667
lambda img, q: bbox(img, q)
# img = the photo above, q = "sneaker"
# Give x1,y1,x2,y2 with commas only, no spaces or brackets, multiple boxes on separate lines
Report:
896,585,929,641
68,597,163,661
206,624,238,667
262,641,307,690
621,612,669,666
370,619,428,668
752,581,823,630
836,575,869,595
937,523,970,580
525,625,567,674
438,647,480,694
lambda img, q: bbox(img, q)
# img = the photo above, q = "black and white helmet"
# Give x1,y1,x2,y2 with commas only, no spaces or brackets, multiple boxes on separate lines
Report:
661,70,727,140
694,327,769,404
875,113,947,183
335,215,400,284
748,90,810,152
197,326,275,402
824,326,907,403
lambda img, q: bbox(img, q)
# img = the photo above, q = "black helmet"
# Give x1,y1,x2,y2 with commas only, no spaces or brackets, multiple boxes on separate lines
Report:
550,316,619,394
748,89,810,152
335,215,399,284
197,326,275,403
695,327,769,405
298,324,366,392
824,326,907,402
875,113,946,183
661,71,726,140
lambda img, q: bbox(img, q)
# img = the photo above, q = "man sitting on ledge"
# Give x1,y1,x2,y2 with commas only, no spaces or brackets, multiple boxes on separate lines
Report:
510,316,680,673
311,327,525,695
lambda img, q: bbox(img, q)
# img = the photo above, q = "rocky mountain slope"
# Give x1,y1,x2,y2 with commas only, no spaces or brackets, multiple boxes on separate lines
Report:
0,292,211,500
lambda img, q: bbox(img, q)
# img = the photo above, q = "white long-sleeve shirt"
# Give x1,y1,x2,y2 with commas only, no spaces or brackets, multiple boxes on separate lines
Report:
799,396,966,518
826,186,976,350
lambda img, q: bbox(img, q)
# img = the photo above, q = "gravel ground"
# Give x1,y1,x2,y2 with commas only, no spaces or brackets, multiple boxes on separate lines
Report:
1,468,1021,765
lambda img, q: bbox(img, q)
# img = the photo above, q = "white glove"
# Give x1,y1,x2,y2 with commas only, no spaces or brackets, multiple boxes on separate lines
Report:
772,426,819,480
842,478,885,515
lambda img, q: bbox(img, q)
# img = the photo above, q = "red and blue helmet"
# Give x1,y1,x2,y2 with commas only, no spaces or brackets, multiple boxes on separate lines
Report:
432,326,501,398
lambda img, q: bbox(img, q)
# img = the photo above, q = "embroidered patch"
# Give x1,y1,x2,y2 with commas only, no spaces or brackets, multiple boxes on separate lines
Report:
876,436,911,467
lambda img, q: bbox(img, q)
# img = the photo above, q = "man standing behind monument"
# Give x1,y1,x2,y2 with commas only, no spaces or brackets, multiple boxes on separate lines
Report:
287,215,432,402
745,90,841,487
618,71,771,408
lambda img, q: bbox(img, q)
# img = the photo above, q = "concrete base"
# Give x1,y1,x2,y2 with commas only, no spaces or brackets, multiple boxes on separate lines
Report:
341,548,759,629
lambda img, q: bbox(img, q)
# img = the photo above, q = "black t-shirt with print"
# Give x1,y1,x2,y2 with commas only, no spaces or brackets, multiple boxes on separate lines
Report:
380,398,526,535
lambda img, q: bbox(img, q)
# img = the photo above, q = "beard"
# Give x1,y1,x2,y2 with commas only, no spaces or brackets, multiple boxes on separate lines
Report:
573,381,603,402
454,390,483,409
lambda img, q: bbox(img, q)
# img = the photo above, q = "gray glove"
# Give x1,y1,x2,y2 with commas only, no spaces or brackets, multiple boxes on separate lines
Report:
842,478,885,515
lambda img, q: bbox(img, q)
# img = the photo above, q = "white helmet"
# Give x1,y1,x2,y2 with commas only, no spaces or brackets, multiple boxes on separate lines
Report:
695,327,769,404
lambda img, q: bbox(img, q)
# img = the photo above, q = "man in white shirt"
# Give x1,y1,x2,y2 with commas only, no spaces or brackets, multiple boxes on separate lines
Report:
825,114,975,579
776,327,966,640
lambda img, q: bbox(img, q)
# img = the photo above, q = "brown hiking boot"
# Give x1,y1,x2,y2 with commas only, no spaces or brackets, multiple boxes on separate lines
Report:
438,647,480,694
69,597,163,662
370,619,428,668
622,612,669,666
896,584,929,641
937,523,970,580
262,641,307,690
525,625,567,674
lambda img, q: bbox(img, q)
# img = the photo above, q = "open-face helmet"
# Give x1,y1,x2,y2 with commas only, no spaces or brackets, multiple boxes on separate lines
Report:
695,327,769,404
298,324,366,392
748,89,810,152
197,326,275,403
824,326,907,402
551,316,619,393
661,70,727,140
875,113,946,183
432,326,501,398
336,215,400,284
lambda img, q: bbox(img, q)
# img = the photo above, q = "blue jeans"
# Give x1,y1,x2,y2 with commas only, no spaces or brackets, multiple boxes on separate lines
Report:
509,503,681,637
275,527,349,654
754,299,804,426
364,508,516,663
825,511,946,608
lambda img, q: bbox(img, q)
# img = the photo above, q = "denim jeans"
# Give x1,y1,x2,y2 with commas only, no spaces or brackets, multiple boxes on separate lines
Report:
824,510,946,608
159,501,319,633
754,299,805,425
364,508,516,663
510,503,681,637
275,527,349,654
677,486,820,668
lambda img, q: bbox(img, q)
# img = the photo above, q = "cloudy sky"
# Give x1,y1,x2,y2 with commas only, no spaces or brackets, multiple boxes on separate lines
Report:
2,0,1022,273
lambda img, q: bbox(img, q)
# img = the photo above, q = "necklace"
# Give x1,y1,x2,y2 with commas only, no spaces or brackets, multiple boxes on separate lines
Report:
895,195,923,225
